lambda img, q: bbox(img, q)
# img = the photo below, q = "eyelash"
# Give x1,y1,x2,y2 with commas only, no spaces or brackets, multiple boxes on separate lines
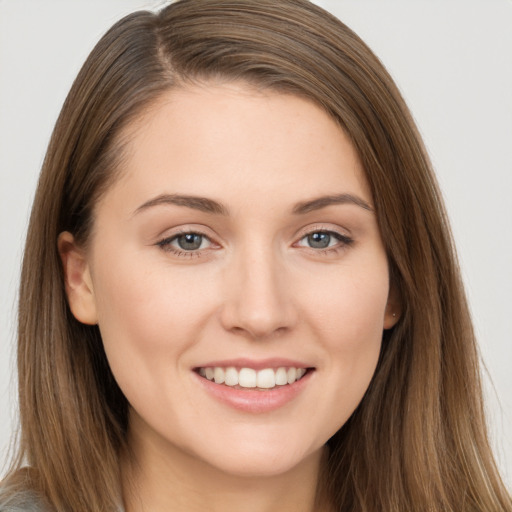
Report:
156,228,354,258
295,229,354,254
156,230,213,259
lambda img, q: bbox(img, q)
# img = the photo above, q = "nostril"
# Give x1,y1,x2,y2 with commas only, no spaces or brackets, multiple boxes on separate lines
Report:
218,272,298,338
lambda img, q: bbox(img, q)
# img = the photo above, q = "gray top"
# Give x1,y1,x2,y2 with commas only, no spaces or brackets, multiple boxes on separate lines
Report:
0,488,124,512
0,489,49,512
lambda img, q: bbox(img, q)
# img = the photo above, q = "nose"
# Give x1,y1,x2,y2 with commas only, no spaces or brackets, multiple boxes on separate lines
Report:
219,246,298,339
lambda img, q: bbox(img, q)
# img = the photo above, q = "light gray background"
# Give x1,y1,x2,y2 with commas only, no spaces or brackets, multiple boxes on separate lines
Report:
1,0,511,487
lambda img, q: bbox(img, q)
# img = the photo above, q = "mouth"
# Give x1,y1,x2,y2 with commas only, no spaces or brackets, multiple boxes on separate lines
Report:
193,360,315,413
194,365,313,390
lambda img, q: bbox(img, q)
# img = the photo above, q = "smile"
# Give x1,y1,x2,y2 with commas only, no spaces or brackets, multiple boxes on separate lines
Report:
193,358,315,413
197,366,308,389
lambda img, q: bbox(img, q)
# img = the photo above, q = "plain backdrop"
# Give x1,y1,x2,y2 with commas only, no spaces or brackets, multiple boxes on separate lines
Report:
1,0,511,487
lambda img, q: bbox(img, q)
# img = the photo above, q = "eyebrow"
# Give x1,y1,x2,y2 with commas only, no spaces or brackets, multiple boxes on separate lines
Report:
292,194,373,214
133,192,372,217
134,194,229,216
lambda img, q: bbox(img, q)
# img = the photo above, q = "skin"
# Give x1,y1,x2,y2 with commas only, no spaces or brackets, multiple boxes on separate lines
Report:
59,82,399,512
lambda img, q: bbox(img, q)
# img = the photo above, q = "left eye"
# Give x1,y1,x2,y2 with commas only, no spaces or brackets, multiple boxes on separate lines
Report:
297,231,345,249
159,233,211,251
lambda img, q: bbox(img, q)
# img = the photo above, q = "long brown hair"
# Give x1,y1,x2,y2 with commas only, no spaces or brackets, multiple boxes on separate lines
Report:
2,1,511,510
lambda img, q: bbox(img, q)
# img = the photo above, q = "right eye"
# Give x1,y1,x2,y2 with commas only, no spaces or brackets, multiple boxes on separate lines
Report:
157,232,213,254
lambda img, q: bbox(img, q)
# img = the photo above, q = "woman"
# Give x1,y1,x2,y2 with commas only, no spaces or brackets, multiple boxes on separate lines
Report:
1,0,510,510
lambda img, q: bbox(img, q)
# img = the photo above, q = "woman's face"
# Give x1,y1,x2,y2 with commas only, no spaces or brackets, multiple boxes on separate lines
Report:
62,82,397,478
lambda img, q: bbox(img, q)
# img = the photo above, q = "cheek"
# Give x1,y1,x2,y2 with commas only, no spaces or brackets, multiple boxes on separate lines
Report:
325,270,387,375
301,257,389,347
90,252,218,401
297,259,388,426
93,245,213,333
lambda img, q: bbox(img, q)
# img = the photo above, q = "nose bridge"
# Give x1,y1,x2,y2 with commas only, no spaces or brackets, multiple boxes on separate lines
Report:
220,240,296,338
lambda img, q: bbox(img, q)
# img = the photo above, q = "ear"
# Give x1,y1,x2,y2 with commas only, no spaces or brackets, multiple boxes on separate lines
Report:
383,284,401,330
57,231,98,325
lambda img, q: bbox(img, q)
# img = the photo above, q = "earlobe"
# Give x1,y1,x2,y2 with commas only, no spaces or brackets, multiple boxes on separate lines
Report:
383,309,399,330
383,286,401,330
57,231,98,325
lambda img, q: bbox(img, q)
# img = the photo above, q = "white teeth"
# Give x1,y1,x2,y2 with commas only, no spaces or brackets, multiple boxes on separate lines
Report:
214,367,225,384
287,367,297,384
256,368,275,389
239,368,257,388
224,367,239,386
199,366,308,389
275,367,288,385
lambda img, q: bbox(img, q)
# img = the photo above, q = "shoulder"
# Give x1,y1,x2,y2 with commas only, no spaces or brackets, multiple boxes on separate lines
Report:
0,467,52,512
0,488,50,512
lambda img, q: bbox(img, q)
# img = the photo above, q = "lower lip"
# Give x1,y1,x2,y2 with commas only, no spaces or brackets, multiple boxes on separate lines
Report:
194,371,313,413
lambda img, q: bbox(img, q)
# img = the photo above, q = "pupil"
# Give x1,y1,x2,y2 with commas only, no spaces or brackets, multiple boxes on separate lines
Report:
308,232,330,249
178,233,202,250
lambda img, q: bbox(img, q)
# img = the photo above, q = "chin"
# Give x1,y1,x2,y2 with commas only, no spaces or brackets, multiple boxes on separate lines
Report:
191,436,321,479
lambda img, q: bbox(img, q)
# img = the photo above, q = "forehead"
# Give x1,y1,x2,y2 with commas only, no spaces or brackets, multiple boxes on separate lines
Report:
98,82,371,215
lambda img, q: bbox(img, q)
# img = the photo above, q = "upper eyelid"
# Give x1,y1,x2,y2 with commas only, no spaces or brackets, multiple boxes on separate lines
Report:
294,223,352,239
156,224,217,241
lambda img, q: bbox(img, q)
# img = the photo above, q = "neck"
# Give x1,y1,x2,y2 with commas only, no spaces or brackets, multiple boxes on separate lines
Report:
121,421,331,512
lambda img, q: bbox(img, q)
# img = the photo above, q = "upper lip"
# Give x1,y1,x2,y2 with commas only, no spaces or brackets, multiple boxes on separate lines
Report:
194,358,313,371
